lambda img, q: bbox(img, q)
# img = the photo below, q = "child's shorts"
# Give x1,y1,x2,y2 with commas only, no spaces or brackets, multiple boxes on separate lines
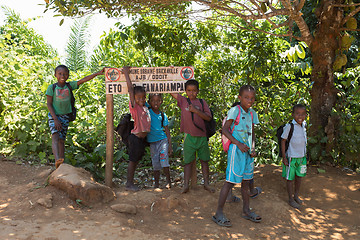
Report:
150,138,170,171
282,157,307,180
128,134,147,162
48,113,70,140
226,144,254,184
183,133,210,164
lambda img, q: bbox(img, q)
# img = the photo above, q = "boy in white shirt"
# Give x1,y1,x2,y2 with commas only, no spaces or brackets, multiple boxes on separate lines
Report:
281,104,307,209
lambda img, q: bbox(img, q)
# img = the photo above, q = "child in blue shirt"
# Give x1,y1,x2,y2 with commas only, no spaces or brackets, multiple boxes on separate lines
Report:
281,104,307,209
212,85,261,227
147,93,173,189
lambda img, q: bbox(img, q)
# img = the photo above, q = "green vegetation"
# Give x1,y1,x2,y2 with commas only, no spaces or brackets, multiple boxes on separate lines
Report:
0,7,359,183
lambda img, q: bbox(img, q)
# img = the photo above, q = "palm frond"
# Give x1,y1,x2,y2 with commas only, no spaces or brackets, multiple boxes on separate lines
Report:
65,15,92,72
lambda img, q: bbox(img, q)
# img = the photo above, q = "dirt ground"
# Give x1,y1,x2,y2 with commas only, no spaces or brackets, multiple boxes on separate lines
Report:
0,159,359,240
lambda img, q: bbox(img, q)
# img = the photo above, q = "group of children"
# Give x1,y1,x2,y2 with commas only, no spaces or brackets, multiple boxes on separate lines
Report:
47,65,308,227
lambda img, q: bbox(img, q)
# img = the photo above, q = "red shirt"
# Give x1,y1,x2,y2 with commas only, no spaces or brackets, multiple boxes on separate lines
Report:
177,95,211,137
129,101,151,135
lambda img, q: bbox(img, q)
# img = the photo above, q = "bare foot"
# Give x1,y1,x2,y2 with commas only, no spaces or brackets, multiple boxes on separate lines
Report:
204,184,215,193
181,184,189,194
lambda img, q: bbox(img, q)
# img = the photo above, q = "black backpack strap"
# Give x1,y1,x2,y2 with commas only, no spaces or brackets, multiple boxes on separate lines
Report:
287,122,295,143
186,98,204,132
160,111,165,128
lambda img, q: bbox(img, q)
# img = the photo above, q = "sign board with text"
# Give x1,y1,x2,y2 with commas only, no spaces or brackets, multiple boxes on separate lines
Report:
105,66,194,94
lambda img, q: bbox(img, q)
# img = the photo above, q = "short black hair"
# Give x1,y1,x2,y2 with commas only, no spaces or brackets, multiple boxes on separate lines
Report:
133,86,146,95
55,65,69,74
185,79,199,90
292,104,307,113
239,85,255,96
148,93,163,101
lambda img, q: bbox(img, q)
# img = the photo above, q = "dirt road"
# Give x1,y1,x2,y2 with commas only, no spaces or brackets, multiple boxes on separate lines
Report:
0,160,359,239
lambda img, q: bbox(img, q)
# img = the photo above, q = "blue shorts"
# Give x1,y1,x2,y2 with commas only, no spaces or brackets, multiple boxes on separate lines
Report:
150,138,170,171
226,144,254,184
48,113,69,140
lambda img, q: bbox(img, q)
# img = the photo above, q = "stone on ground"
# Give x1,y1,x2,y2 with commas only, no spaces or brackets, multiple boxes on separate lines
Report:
111,204,137,214
49,164,115,205
37,193,53,208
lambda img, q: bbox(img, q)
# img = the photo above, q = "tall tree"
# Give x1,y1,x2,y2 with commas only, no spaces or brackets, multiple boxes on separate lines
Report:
45,0,360,160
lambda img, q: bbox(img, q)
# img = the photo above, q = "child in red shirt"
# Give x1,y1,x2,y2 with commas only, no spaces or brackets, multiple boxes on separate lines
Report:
123,66,151,191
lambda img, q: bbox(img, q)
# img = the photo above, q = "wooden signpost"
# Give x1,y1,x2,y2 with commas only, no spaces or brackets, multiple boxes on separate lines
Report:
104,66,194,187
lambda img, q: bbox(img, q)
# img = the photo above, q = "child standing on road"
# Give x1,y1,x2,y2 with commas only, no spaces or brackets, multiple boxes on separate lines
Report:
147,93,173,189
281,104,307,209
123,66,151,191
170,79,214,194
212,85,260,227
46,65,104,169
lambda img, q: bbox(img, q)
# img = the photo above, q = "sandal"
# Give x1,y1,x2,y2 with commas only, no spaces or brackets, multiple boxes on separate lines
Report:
289,199,300,209
226,195,241,203
250,187,262,199
212,215,232,227
294,196,303,205
242,212,262,223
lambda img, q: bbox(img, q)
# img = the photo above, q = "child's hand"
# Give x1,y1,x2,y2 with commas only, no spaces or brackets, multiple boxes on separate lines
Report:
282,157,289,166
236,142,250,153
250,149,257,157
54,118,62,131
168,144,173,156
188,104,199,113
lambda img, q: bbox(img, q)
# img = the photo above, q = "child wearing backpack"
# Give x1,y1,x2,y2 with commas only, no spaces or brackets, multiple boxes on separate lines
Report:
281,104,307,209
46,65,104,169
225,102,262,203
123,66,151,191
212,85,260,227
170,79,214,194
147,93,173,189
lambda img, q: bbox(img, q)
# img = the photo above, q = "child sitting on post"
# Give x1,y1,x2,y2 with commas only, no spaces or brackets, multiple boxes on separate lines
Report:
46,65,104,169
123,66,151,191
281,104,307,208
170,79,214,194
147,93,173,189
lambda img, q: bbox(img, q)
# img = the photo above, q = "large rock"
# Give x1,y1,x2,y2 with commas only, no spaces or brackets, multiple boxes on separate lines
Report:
49,164,115,205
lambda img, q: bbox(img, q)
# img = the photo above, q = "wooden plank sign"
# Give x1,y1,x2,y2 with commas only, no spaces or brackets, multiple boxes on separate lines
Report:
105,66,194,94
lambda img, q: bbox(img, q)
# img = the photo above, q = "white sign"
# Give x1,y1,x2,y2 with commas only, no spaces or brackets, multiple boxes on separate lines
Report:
105,66,194,94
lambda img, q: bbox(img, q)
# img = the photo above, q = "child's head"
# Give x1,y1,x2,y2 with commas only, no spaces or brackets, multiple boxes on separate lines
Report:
292,104,307,125
148,93,163,111
54,65,69,83
134,86,146,106
238,85,256,111
185,79,199,100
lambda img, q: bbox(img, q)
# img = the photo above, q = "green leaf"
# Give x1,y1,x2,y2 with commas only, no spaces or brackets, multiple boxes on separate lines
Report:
59,18,64,26
295,45,306,59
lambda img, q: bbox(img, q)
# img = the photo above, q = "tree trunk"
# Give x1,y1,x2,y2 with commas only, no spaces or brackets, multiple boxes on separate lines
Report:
308,4,342,161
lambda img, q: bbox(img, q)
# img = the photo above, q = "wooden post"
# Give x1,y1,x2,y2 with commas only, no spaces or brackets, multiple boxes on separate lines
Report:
105,94,114,187
191,161,197,188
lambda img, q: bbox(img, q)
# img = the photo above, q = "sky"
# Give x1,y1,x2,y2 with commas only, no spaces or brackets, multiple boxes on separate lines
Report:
0,0,129,57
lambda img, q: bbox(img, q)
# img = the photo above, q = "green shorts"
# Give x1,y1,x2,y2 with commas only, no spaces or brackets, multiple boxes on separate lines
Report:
282,157,307,180
183,133,210,164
